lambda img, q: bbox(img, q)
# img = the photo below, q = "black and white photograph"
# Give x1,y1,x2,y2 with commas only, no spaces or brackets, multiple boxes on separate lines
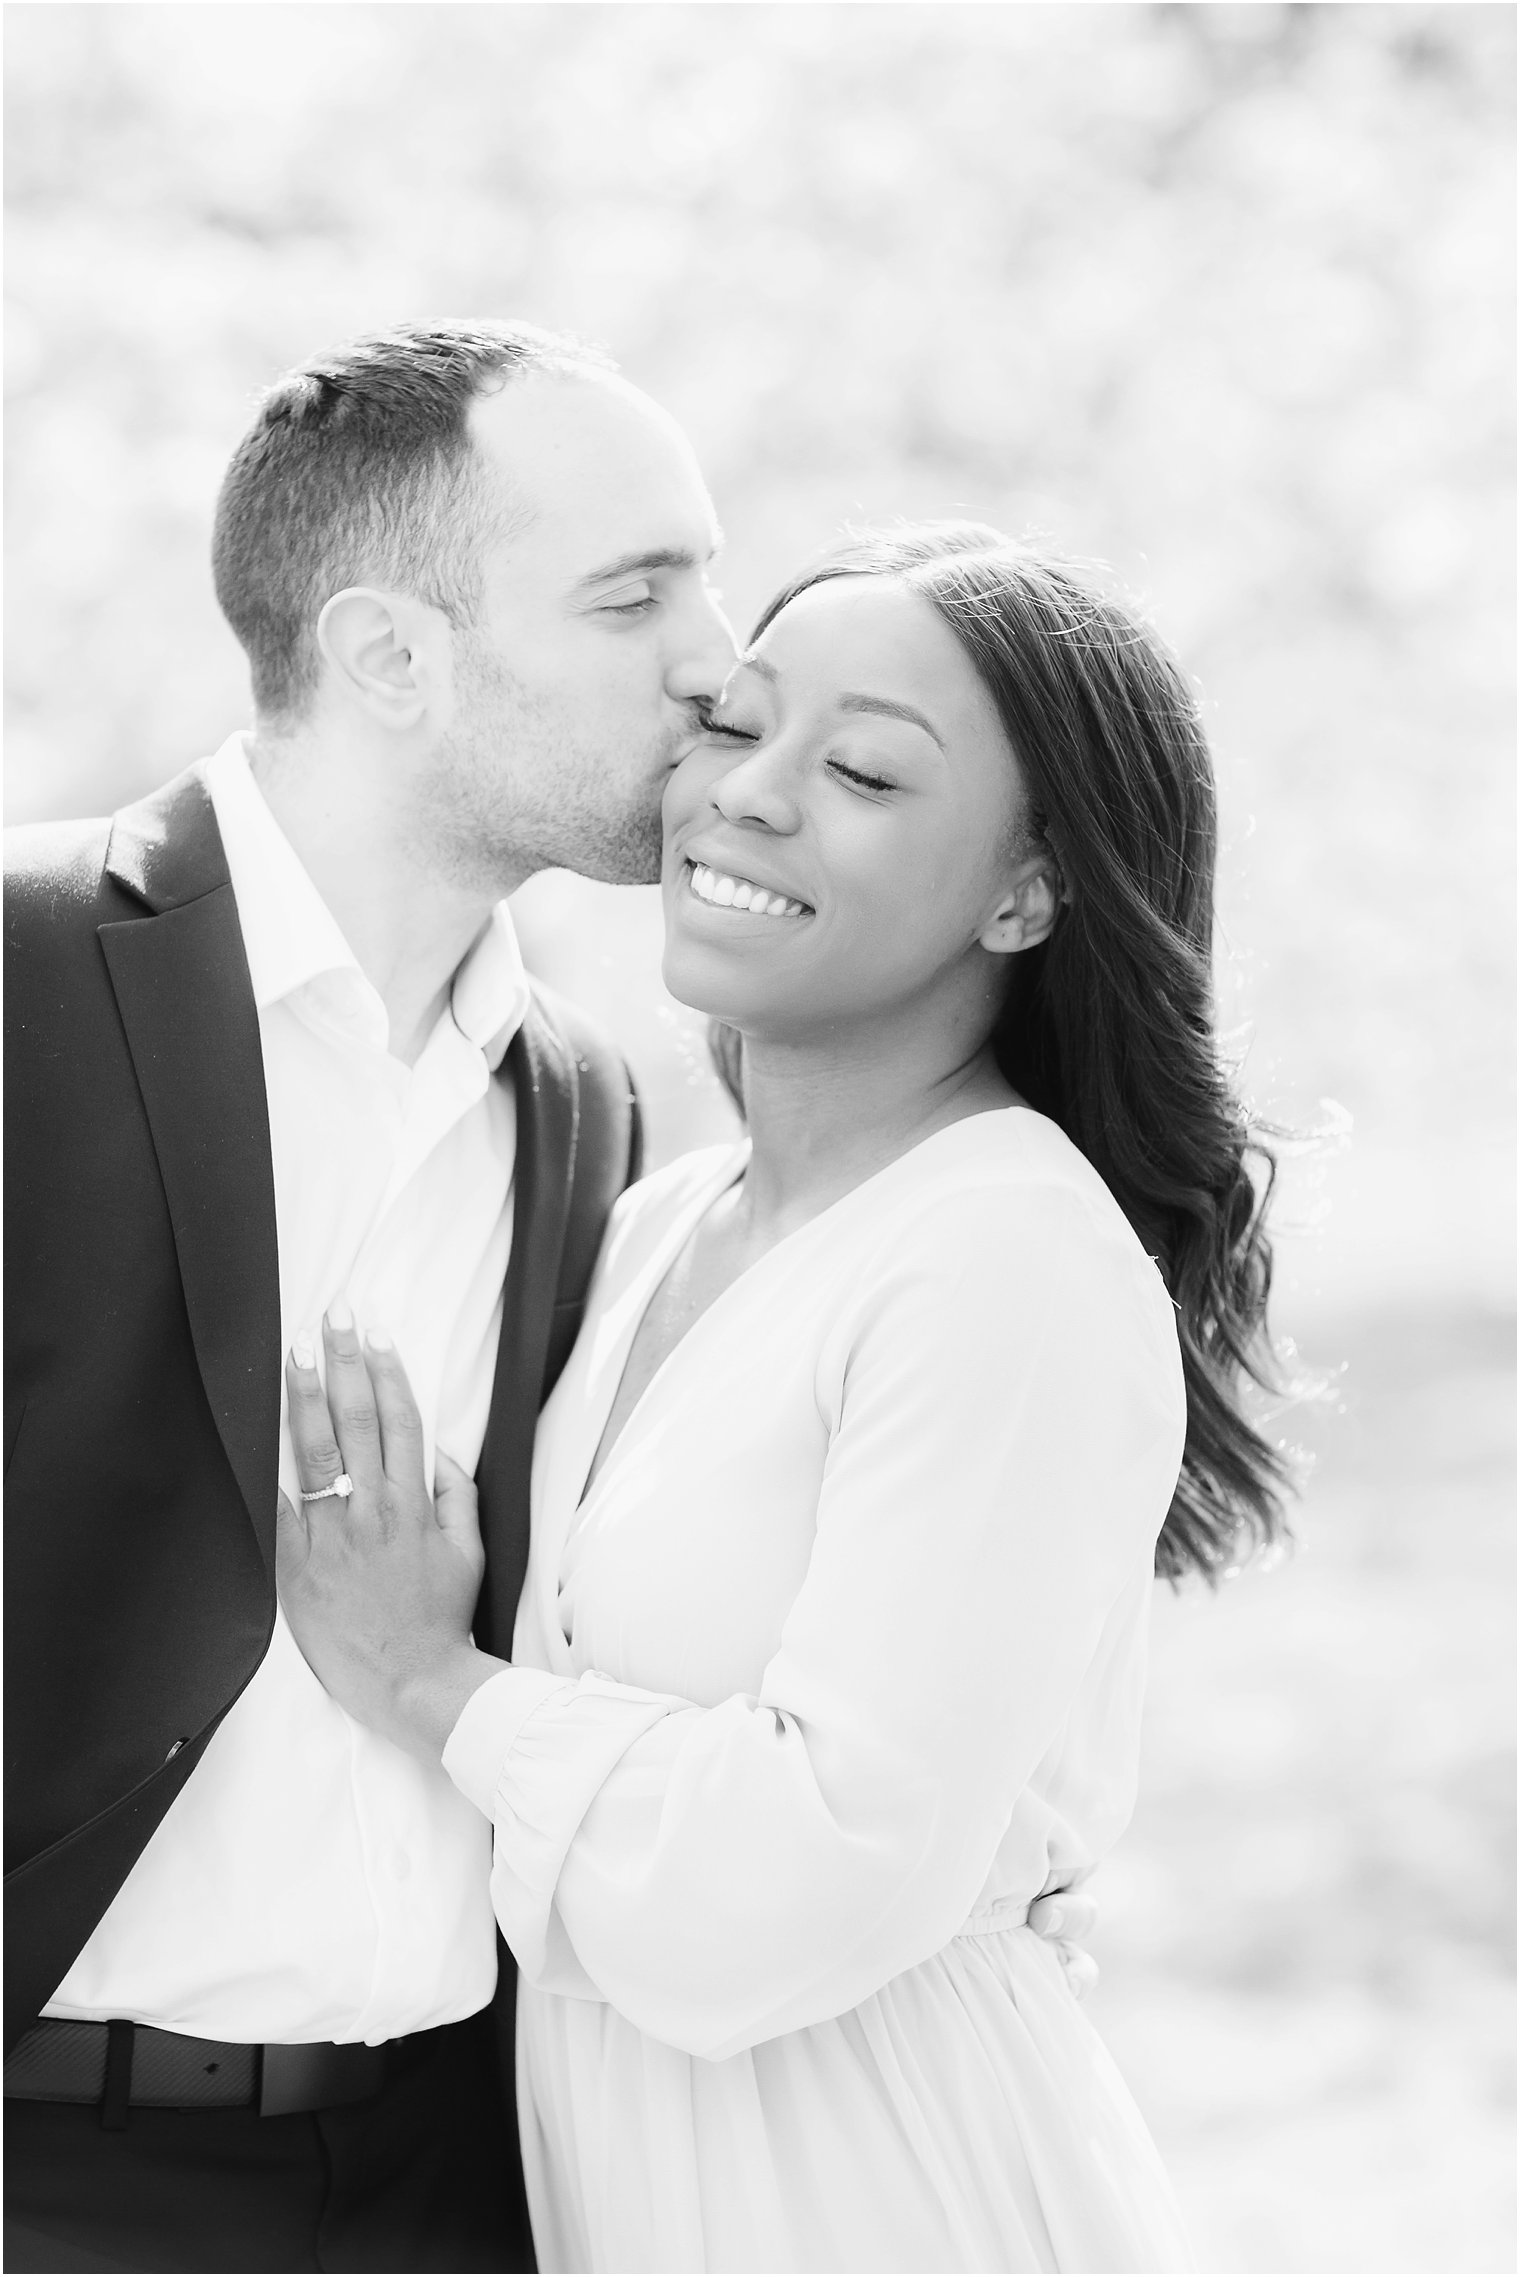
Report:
3,5,1514,2273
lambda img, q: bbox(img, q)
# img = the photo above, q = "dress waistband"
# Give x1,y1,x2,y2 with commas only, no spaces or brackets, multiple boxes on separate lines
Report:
954,1894,1039,1941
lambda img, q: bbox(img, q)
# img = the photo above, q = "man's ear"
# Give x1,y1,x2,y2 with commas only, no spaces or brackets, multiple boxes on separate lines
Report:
316,587,447,730
978,853,1064,957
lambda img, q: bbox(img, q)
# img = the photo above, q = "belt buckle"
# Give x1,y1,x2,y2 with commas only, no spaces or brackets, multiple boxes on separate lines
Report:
258,2039,386,2117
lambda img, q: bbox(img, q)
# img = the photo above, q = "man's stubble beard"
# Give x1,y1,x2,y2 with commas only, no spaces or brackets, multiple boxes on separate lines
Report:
417,645,671,894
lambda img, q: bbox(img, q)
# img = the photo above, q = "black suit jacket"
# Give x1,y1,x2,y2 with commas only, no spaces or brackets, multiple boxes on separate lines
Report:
3,764,638,2050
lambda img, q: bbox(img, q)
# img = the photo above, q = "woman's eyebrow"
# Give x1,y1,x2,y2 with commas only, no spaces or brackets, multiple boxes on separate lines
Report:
737,657,945,750
837,694,946,750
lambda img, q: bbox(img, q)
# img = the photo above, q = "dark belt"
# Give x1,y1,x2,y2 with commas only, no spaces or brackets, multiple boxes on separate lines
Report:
4,2017,390,2126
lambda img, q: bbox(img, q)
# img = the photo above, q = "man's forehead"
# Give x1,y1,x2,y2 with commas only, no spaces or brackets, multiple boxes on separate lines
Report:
468,370,719,571
467,370,703,501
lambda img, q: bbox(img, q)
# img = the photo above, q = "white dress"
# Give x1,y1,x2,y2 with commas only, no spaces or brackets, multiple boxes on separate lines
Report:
443,1110,1196,2273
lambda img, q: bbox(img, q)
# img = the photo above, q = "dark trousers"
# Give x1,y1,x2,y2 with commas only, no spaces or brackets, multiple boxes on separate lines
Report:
2,2012,534,2274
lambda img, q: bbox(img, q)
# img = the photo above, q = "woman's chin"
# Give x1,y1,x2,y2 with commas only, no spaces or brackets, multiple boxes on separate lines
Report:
659,892,839,1036
659,940,755,1026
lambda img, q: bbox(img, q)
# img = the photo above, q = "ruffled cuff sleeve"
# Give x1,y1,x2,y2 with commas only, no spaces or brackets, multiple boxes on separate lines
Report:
441,1665,577,1818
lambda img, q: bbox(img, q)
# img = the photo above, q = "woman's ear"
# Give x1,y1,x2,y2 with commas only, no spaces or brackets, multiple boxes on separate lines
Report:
316,587,447,731
978,853,1064,957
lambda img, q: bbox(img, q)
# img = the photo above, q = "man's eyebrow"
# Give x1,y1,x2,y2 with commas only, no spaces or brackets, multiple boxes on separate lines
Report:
576,538,724,589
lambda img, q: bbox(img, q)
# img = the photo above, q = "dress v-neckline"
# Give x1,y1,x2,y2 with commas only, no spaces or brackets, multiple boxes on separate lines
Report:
571,1144,751,1517
561,1107,1040,1544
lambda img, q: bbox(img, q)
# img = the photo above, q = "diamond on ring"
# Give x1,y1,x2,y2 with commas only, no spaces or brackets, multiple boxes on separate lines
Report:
300,1473,354,1503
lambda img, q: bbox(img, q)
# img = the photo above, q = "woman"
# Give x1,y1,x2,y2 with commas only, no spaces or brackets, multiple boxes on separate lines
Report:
278,524,1290,2272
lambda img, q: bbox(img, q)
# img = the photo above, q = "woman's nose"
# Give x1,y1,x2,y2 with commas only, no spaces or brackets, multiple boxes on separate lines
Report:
709,745,800,834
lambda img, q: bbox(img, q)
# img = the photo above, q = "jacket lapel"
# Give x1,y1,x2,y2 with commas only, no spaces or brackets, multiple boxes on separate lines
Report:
474,996,577,1656
99,769,282,1573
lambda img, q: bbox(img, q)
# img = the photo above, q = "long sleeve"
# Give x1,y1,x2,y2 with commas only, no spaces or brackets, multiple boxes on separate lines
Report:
444,1172,1185,2061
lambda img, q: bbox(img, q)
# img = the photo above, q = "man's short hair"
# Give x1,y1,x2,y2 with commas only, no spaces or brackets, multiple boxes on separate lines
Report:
212,318,614,720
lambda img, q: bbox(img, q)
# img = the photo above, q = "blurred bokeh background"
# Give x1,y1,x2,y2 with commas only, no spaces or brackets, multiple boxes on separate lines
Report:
5,4,1514,2267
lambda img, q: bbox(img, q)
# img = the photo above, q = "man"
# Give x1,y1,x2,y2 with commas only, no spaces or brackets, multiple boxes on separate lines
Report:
4,319,1092,2273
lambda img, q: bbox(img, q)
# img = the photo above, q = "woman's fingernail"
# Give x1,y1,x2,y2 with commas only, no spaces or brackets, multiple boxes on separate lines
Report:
366,1326,394,1353
327,1296,354,1333
1043,1906,1064,1935
292,1330,316,1371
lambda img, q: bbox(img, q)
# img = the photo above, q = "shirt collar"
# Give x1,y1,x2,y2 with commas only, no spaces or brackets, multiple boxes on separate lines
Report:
452,900,532,1073
202,734,531,1068
203,733,362,1011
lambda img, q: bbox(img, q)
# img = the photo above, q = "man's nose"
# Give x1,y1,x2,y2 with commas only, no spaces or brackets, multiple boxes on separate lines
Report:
667,590,739,704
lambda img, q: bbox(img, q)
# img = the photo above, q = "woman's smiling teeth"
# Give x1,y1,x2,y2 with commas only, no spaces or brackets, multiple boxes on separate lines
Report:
687,862,809,918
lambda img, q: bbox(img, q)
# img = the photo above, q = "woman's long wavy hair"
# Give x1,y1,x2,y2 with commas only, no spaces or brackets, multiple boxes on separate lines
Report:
714,522,1295,1584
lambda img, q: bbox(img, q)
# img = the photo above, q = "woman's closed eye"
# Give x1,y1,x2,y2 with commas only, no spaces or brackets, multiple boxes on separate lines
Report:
696,703,895,793
697,703,760,742
828,758,897,796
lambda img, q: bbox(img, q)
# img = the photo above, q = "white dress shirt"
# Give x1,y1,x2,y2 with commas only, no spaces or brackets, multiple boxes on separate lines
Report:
46,735,530,2046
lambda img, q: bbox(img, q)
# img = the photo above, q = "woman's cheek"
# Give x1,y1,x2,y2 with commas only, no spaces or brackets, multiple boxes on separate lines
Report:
661,747,726,829
842,836,967,984
833,815,920,929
